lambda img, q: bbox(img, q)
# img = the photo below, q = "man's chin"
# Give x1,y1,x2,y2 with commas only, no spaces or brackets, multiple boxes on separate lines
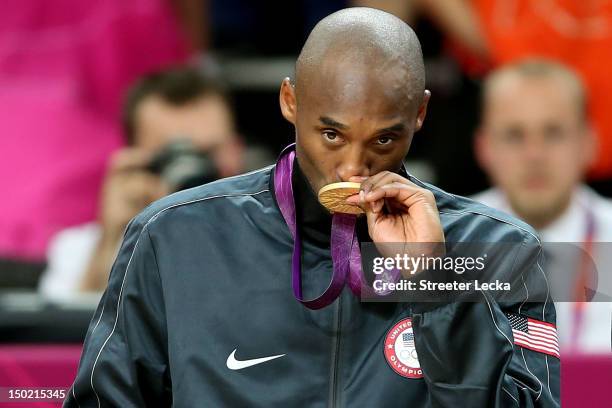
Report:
510,191,568,222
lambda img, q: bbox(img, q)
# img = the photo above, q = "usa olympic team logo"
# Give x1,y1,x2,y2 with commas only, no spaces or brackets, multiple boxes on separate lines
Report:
383,318,423,379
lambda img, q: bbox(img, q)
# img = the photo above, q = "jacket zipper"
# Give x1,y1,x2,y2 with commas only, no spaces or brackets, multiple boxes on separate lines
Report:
328,295,343,407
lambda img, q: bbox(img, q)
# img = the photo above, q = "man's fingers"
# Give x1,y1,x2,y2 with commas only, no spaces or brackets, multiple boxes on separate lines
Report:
348,178,433,212
348,175,368,183
365,182,428,204
109,171,167,207
365,172,403,192
358,171,421,195
372,199,384,213
363,198,385,232
347,173,435,214
345,191,383,214
359,172,389,193
108,148,153,173
345,193,360,205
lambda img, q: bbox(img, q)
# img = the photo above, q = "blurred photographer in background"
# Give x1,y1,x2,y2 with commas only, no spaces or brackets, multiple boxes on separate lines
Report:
473,59,612,353
39,66,260,301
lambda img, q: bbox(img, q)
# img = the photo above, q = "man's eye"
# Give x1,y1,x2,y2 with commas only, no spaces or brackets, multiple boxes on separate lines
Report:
543,125,566,143
376,136,393,145
322,131,339,141
500,128,523,144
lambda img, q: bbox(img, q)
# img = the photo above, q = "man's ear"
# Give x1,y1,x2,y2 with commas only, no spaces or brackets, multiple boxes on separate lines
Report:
279,77,297,125
582,123,598,169
474,127,491,171
415,90,431,131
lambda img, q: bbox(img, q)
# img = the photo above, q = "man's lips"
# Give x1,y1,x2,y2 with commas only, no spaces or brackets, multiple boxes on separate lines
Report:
521,177,551,190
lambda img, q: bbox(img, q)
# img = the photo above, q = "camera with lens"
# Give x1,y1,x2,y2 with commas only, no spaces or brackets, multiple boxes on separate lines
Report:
147,139,220,192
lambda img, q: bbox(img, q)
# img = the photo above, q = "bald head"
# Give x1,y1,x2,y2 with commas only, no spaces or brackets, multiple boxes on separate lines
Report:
296,7,426,108
482,59,587,124
280,8,430,194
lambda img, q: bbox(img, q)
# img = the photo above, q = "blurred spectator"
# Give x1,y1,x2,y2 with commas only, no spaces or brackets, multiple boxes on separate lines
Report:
473,59,612,353
38,67,257,301
416,0,612,182
0,0,190,276
355,1,612,195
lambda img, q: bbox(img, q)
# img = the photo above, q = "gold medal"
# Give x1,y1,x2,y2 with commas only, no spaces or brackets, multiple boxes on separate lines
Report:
317,182,363,214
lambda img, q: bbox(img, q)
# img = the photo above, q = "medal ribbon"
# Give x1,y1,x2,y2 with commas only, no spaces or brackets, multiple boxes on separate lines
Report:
274,144,397,309
569,207,596,351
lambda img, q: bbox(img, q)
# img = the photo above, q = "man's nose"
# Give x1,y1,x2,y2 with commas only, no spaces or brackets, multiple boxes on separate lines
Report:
336,149,369,181
522,137,548,162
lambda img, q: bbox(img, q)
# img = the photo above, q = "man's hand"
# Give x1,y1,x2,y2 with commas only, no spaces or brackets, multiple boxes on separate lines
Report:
100,148,169,240
80,148,169,292
346,172,445,274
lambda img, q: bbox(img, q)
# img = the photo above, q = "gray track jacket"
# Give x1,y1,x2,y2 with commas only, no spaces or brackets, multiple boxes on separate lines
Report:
64,164,560,407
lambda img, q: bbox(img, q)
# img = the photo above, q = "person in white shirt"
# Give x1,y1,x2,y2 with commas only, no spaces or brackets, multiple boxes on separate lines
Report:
473,59,612,354
39,67,249,302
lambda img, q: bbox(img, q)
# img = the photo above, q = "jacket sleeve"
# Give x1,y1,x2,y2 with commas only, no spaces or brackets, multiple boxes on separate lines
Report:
63,218,171,407
412,233,560,408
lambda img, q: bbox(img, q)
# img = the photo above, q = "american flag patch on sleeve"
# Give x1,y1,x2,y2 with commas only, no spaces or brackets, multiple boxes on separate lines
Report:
506,313,560,358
